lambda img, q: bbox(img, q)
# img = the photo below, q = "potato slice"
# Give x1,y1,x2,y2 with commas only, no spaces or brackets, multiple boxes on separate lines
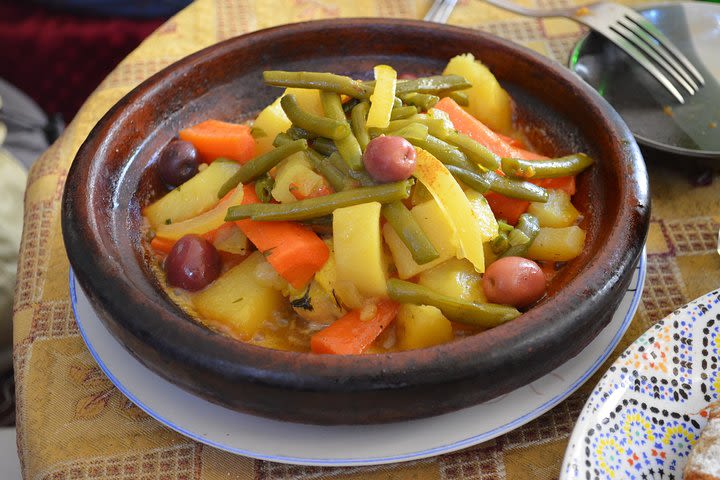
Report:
143,159,240,229
527,189,580,228
271,152,324,203
154,186,244,241
192,251,287,341
396,304,453,351
252,96,289,156
418,258,487,304
333,202,387,297
252,88,324,156
443,53,513,135
383,198,455,279
527,226,586,262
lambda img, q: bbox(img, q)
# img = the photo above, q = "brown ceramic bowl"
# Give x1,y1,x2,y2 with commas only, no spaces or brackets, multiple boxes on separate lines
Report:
62,19,649,425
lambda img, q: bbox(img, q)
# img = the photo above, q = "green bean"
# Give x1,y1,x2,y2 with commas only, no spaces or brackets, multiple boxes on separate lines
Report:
445,165,491,193
381,201,439,264
305,149,351,193
483,170,548,202
445,165,548,202
373,75,471,95
385,123,429,142
390,105,418,120
410,181,434,205
255,174,275,203
287,126,315,141
508,228,530,247
501,153,594,179
311,137,337,156
299,215,333,235
490,232,510,255
497,219,514,233
342,97,361,115
327,151,352,177
325,152,375,186
399,92,439,111
300,215,333,226
349,169,376,186
272,132,294,147
280,94,350,140
225,179,413,222
329,152,372,185
447,90,469,106
320,91,351,124
443,131,501,171
393,96,403,108
350,101,371,150
218,139,307,198
320,91,363,170
407,135,474,171
250,126,267,139
263,71,372,98
386,279,520,328
377,115,451,138
500,214,540,258
275,134,353,192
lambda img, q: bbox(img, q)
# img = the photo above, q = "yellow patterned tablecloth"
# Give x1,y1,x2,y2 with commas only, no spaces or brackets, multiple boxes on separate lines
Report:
13,0,720,478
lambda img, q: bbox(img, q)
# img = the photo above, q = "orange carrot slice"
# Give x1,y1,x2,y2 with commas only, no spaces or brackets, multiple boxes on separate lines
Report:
533,176,576,196
310,300,400,355
179,119,255,164
435,97,547,160
435,98,580,223
235,183,329,289
150,236,175,254
483,192,530,226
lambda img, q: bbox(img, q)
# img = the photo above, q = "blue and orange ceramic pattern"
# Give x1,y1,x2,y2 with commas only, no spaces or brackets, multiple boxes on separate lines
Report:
562,289,720,479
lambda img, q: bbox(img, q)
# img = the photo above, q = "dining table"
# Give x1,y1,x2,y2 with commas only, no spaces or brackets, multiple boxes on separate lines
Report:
12,0,720,478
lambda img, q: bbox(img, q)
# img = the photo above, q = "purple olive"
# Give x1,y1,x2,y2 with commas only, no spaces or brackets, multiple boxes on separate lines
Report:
157,139,200,187
165,234,221,291
362,135,417,183
482,257,546,308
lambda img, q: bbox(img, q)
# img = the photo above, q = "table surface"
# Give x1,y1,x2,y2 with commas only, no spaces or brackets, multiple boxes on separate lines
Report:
13,0,720,478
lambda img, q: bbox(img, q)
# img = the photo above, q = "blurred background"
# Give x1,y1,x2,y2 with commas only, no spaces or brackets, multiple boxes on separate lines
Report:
0,1,191,477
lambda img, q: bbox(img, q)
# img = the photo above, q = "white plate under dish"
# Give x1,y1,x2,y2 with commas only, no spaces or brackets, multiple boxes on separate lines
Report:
561,287,720,479
70,251,645,467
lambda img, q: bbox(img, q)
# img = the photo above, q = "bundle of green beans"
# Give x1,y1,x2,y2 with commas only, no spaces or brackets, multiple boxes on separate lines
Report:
212,66,600,326
492,214,541,258
228,68,594,270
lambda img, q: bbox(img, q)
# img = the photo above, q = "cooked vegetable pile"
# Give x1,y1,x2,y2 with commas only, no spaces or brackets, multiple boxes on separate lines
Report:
142,53,593,354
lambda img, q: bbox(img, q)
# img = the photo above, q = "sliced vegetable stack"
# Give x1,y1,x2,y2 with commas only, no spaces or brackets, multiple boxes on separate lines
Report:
142,53,594,354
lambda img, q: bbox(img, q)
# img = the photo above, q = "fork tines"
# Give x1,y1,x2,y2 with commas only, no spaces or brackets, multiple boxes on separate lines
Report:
576,3,705,104
424,0,458,23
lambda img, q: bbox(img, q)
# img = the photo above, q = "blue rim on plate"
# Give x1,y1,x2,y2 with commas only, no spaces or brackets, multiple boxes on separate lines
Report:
562,288,720,479
69,251,646,466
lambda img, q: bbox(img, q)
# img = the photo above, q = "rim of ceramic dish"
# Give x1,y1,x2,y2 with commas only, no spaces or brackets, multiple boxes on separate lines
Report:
62,18,650,416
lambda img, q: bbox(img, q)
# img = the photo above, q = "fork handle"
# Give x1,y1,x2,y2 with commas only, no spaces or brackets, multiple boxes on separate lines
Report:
481,0,575,18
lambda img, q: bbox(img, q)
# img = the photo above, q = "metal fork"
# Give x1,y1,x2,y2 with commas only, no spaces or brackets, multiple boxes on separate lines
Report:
482,0,705,104
424,0,458,23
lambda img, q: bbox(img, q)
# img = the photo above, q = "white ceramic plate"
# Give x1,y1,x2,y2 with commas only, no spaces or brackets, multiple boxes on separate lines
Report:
561,287,720,479
70,251,645,466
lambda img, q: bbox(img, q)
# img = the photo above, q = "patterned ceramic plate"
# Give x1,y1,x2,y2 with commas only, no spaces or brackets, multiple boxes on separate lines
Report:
70,254,645,466
562,289,720,479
